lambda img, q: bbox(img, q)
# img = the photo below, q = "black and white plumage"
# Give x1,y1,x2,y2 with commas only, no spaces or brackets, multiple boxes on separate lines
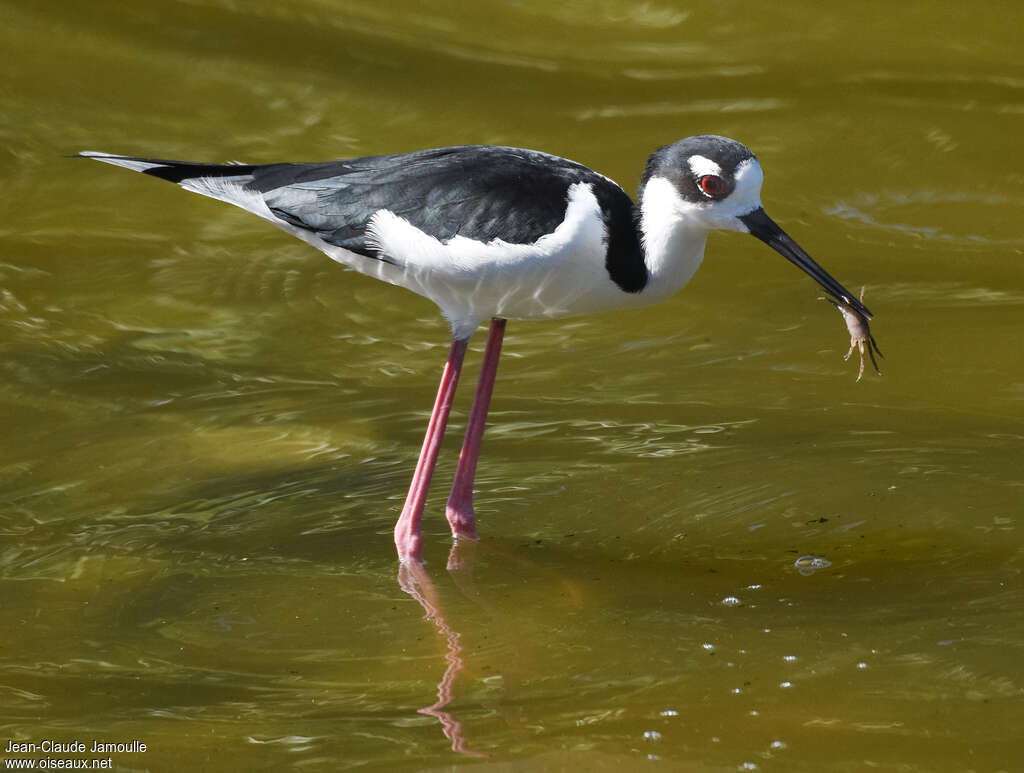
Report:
79,136,875,564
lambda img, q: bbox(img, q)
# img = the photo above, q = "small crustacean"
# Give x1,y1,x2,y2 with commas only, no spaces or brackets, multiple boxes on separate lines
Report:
823,287,883,381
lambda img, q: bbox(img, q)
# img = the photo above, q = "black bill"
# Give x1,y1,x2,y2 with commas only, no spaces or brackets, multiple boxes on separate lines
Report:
739,207,872,319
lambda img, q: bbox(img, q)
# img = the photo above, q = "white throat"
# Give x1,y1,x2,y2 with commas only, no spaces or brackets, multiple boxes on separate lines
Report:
637,177,710,299
637,158,765,300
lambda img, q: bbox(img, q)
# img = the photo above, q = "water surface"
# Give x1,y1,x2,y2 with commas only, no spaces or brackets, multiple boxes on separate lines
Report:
1,1,1022,770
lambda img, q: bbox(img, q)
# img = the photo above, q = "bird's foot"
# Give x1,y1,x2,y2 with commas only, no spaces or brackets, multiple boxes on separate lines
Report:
394,518,425,565
445,501,479,543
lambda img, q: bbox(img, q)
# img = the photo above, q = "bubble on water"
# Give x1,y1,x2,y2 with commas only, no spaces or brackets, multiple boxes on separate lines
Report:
731,687,743,695
746,583,762,590
783,654,798,663
779,681,793,689
770,740,788,751
702,642,716,652
748,709,759,717
647,753,660,761
857,661,869,670
721,596,742,607
643,730,662,741
794,555,832,576
739,762,759,771
660,709,679,717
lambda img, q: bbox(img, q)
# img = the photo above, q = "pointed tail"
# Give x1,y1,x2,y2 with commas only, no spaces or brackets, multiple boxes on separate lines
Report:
76,151,258,183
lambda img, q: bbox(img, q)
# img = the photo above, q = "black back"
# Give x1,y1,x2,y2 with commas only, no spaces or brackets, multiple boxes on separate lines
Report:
140,145,649,293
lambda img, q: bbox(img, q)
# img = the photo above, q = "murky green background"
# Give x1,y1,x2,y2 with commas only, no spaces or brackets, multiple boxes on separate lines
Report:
2,1,1023,770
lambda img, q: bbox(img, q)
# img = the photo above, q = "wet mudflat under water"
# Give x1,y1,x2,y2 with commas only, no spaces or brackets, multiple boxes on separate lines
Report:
1,0,1023,770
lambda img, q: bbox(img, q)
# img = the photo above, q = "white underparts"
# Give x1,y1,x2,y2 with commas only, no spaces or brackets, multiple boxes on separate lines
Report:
362,182,631,338
151,174,636,338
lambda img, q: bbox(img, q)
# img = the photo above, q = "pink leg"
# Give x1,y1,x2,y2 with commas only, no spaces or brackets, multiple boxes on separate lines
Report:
394,337,469,564
446,318,506,541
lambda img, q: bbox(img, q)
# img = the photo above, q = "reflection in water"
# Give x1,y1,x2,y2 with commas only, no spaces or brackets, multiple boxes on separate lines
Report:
396,540,588,758
396,555,488,758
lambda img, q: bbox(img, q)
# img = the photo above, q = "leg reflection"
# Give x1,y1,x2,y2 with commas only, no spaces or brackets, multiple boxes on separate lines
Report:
397,561,488,758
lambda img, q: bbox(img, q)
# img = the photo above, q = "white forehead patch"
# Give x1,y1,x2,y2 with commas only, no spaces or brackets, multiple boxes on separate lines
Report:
687,155,722,178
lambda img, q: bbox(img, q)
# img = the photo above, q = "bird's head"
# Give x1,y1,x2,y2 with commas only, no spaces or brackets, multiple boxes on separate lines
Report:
640,135,871,317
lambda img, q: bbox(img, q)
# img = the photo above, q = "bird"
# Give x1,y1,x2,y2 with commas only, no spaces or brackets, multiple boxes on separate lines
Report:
78,135,875,565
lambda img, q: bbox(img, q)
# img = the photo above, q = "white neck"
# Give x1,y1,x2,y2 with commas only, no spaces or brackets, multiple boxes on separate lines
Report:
637,176,712,301
636,160,765,302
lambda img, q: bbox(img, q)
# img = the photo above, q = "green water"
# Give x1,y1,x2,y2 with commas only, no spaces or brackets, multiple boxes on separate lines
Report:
2,1,1023,770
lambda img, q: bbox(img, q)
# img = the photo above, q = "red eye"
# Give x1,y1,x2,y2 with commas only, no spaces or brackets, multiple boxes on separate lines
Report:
699,174,728,198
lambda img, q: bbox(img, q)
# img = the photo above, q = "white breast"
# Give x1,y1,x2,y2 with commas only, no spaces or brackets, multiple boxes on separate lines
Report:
358,182,639,339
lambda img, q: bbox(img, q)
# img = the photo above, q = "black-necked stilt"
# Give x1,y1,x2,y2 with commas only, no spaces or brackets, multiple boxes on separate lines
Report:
79,136,875,564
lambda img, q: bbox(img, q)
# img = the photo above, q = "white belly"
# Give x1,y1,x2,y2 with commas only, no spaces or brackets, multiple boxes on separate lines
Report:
337,182,646,339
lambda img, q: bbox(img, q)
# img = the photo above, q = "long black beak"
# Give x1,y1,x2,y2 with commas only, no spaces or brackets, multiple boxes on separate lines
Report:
739,208,872,319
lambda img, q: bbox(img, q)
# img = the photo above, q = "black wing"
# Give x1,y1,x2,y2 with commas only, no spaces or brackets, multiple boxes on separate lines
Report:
250,146,623,257
84,145,646,291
